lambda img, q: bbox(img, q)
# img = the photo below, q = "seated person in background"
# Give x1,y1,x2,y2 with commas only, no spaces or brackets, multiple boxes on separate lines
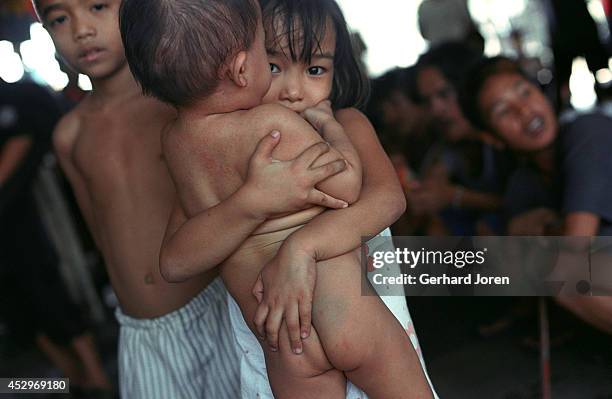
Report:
368,67,438,175
367,67,446,235
461,56,612,334
413,42,513,236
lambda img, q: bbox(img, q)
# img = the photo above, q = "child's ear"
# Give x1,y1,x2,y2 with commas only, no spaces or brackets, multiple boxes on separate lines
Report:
226,51,248,87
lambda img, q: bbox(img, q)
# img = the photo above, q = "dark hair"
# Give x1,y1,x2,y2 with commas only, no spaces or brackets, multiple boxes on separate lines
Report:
120,0,259,107
366,67,418,129
260,0,369,110
459,56,528,131
374,67,418,103
414,41,482,103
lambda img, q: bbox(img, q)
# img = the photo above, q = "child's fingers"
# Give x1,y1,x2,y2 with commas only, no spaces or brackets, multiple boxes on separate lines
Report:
316,100,333,113
308,189,347,209
252,275,264,304
285,304,303,355
253,303,270,339
251,130,281,165
302,109,327,131
293,142,331,169
298,296,312,340
265,308,284,352
309,159,347,183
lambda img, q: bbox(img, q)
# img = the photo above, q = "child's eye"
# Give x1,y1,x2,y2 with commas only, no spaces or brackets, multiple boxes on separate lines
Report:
48,15,68,28
307,66,326,76
91,3,108,12
270,63,280,74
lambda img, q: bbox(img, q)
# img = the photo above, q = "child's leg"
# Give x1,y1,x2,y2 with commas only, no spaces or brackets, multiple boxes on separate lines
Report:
302,250,432,399
236,251,432,398
262,322,348,399
265,335,347,399
71,333,112,388
35,334,84,384
227,273,348,398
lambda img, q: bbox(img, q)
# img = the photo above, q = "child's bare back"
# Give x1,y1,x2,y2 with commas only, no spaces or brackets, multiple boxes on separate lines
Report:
53,93,217,318
164,102,355,294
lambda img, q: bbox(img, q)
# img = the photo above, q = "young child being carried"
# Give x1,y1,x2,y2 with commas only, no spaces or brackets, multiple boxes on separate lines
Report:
121,0,433,398
34,0,350,397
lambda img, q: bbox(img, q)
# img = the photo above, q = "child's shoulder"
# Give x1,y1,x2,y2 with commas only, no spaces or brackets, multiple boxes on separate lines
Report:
334,107,370,126
334,107,374,135
52,107,83,157
247,103,308,128
224,104,314,150
132,94,176,119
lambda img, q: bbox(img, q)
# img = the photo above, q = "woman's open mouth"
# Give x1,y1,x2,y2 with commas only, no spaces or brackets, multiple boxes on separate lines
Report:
525,116,545,138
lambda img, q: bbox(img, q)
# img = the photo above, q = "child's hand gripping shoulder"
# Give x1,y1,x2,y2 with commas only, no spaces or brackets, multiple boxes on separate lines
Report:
255,102,363,205
300,100,363,203
160,121,352,283
252,107,405,355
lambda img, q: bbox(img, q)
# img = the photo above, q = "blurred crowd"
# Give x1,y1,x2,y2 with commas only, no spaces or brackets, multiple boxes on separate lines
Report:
2,0,612,395
365,0,612,351
369,0,612,242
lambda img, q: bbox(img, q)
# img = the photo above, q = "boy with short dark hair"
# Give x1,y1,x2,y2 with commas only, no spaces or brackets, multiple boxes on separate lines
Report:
33,0,348,397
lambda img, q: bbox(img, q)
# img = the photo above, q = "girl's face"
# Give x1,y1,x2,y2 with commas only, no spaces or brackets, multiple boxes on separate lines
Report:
262,25,336,113
478,73,557,152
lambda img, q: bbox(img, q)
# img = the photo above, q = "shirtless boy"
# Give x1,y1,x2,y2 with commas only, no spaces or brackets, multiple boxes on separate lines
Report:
33,0,348,397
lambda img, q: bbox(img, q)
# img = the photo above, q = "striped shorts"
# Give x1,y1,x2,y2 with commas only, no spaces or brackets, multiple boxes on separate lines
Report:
115,278,240,399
